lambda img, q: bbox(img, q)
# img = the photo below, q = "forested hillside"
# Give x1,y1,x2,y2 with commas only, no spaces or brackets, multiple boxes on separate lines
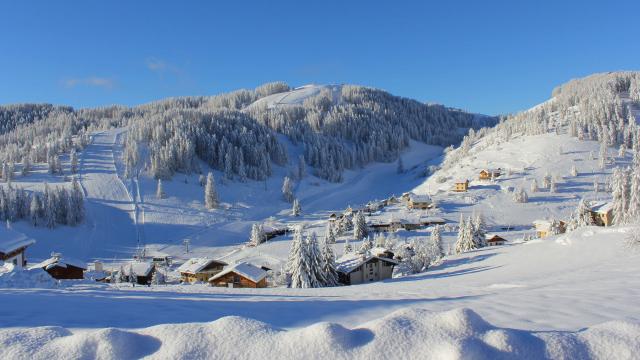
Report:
0,82,493,184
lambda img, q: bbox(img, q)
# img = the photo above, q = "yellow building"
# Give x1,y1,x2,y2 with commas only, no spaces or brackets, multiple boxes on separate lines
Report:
453,180,469,192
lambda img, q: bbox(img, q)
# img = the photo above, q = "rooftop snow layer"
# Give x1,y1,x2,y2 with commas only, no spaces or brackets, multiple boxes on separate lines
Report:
177,258,227,274
209,262,267,283
30,255,87,271
336,253,398,274
121,261,154,276
0,227,35,255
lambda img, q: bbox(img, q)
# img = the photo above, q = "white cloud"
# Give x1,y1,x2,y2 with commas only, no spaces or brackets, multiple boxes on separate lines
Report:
63,77,114,89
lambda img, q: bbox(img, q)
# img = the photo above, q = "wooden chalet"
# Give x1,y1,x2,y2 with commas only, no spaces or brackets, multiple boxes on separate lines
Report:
533,219,567,238
178,258,227,283
336,250,398,285
406,193,433,210
0,227,35,269
30,253,86,280
209,262,268,288
122,261,155,285
384,195,400,206
419,216,446,227
485,234,506,246
479,168,501,180
453,179,470,192
589,202,614,227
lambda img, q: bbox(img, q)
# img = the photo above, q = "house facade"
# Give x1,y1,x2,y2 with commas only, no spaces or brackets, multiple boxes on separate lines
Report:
479,168,501,180
209,262,267,288
589,202,613,227
485,234,506,246
336,253,398,285
407,194,433,210
533,220,567,238
0,228,35,269
453,180,469,192
178,258,227,283
31,254,86,279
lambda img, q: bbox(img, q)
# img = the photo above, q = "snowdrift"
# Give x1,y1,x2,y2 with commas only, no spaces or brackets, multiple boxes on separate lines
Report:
0,267,57,289
1,308,638,360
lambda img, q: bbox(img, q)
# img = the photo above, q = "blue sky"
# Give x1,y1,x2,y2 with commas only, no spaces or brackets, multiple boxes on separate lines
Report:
1,1,639,115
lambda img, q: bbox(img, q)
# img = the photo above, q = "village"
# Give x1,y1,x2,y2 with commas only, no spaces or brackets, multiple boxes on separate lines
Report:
1,166,615,290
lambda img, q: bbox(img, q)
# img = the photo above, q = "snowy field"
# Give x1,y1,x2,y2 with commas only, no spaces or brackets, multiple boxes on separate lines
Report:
1,226,639,359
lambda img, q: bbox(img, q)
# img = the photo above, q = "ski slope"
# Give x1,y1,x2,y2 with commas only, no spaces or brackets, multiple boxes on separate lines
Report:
245,84,342,110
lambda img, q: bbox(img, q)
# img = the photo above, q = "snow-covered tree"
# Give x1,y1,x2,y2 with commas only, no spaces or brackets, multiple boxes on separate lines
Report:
358,236,373,254
319,235,339,286
611,167,630,225
287,226,312,288
326,223,336,244
530,179,539,193
542,173,552,189
297,155,306,179
570,165,578,177
568,198,594,231
599,141,608,170
513,187,529,203
292,198,301,217
128,263,137,285
156,179,166,199
282,176,294,203
353,211,368,240
471,214,487,248
249,223,265,246
549,178,558,193
306,232,325,287
199,174,206,187
429,225,444,260
343,238,352,254
29,194,41,226
397,156,404,174
455,216,476,254
204,172,218,209
70,149,78,174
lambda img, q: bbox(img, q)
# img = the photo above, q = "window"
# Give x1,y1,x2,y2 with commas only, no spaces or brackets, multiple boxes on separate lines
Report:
233,275,241,283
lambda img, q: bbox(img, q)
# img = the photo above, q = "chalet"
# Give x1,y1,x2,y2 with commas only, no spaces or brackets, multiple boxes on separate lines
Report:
453,180,470,192
533,220,567,238
0,227,35,269
589,202,614,227
121,261,155,285
406,193,433,210
30,253,86,280
368,218,404,232
419,216,447,227
479,168,501,180
178,258,228,283
366,201,384,213
384,195,400,206
485,234,507,246
209,262,268,288
336,251,399,285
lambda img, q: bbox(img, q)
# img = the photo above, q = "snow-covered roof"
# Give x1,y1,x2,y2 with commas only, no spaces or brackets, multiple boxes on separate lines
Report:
336,253,399,274
121,261,154,276
0,228,35,255
209,262,267,283
408,194,432,203
30,255,87,270
590,201,613,214
454,179,469,183
419,216,446,223
177,258,227,274
485,233,506,241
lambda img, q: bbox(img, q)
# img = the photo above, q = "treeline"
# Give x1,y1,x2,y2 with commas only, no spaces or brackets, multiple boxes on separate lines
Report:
0,81,489,184
1,178,84,228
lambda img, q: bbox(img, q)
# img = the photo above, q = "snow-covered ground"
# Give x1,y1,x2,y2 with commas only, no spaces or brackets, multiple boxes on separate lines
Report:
1,225,639,359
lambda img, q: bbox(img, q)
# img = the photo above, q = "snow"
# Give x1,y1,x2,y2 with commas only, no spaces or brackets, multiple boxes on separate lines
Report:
0,267,57,289
246,84,342,110
1,307,639,359
29,255,87,271
209,262,266,283
176,258,227,274
0,227,35,255
121,261,154,276
590,201,613,214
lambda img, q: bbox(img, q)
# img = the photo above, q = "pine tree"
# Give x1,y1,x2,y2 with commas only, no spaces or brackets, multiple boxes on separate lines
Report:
326,223,336,244
43,184,55,228
70,149,78,174
430,225,444,260
282,176,294,203
531,179,539,193
204,172,218,209
128,263,137,285
320,235,339,286
611,167,629,225
29,194,41,226
249,223,265,246
306,232,325,287
472,214,487,248
297,155,306,179
156,179,166,199
292,198,301,217
287,226,312,288
628,162,640,219
455,216,477,254
343,238,352,254
599,141,608,170
397,156,404,174
358,236,373,254
568,198,594,231
353,211,368,240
